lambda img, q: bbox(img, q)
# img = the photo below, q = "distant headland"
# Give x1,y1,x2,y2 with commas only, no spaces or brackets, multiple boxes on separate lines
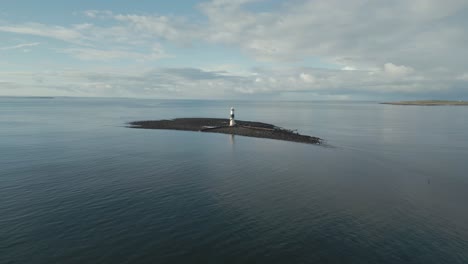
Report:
381,100,468,106
0,96,54,99
128,118,322,145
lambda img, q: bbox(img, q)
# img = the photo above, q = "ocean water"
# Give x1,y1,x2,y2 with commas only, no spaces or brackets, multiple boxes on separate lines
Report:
1,97,468,264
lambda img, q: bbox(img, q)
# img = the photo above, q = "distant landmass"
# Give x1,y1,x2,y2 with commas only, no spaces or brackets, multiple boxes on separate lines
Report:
381,100,468,106
0,96,54,99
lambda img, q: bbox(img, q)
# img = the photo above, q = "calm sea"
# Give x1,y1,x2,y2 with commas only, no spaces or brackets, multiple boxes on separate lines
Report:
1,97,468,263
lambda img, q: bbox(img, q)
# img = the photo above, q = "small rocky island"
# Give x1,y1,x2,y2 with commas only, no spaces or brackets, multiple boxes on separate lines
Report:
128,118,322,145
381,100,468,106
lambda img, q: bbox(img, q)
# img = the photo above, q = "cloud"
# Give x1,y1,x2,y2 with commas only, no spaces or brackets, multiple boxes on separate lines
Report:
383,63,414,78
114,14,180,41
457,73,468,81
59,45,166,61
4,1,467,70
198,0,468,70
1,0,468,99
299,73,316,83
0,23,87,44
160,68,232,80
0,42,40,51
1,65,467,99
0,19,169,61
84,10,113,18
342,66,356,71
3,1,468,69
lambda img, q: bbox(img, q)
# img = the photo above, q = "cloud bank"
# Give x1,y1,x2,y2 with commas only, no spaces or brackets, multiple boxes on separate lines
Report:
0,0,467,100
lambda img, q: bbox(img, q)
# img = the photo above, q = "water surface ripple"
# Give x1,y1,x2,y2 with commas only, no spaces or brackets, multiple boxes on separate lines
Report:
1,98,468,263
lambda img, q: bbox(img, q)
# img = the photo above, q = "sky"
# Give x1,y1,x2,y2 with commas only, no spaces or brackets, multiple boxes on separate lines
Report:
1,0,468,100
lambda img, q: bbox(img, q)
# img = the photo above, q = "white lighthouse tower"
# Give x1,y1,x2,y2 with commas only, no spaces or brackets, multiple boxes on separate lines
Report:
229,107,236,126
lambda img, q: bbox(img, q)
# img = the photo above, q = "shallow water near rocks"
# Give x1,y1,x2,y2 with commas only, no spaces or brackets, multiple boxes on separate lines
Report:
1,97,468,263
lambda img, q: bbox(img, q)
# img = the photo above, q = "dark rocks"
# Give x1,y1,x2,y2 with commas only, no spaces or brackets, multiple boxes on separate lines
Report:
128,118,321,145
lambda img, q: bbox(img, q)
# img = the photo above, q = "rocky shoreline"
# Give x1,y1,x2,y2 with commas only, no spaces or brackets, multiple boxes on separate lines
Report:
128,118,322,145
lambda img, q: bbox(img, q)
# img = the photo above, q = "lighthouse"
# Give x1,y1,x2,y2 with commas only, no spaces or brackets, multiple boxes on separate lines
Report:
229,107,236,126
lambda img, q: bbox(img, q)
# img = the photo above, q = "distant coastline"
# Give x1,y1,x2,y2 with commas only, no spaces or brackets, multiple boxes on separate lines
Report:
0,96,54,99
381,100,468,106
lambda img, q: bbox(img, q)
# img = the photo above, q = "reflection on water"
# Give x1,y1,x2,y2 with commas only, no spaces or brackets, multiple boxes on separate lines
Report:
0,97,468,264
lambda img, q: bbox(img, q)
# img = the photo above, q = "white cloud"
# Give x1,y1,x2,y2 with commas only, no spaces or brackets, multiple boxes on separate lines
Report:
114,14,180,41
198,0,468,71
3,1,468,69
0,65,465,99
1,0,468,99
0,24,87,44
299,73,316,83
84,10,113,18
0,20,169,61
342,66,356,71
383,63,415,78
84,10,98,18
59,45,167,61
457,73,468,81
0,42,40,50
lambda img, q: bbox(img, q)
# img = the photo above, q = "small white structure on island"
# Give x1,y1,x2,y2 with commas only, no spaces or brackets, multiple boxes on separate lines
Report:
229,107,236,126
